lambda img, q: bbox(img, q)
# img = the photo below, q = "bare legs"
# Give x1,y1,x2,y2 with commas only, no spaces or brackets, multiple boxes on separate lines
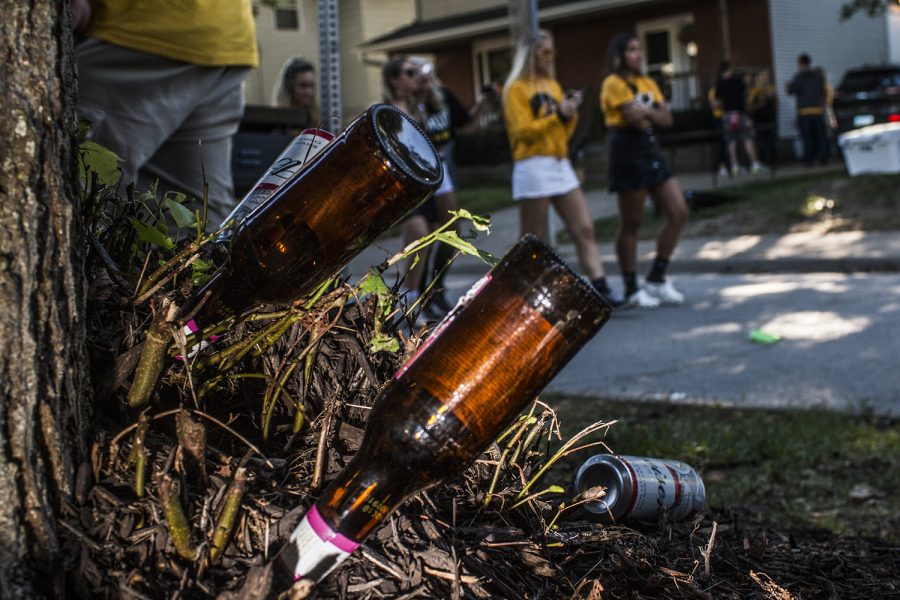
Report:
401,214,430,297
518,187,606,279
615,177,689,302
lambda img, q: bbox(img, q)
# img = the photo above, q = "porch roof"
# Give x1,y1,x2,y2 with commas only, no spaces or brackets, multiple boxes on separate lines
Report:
361,0,676,53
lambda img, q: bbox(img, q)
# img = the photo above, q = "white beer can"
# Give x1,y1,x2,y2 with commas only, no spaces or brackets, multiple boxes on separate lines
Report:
574,454,705,522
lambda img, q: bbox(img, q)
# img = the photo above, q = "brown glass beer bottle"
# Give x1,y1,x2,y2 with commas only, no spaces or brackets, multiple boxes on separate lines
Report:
273,234,613,584
185,104,442,333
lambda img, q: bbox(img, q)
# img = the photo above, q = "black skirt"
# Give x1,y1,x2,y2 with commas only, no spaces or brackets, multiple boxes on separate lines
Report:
607,127,672,192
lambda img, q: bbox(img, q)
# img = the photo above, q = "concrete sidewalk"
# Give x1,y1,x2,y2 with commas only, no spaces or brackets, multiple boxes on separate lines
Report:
348,164,900,281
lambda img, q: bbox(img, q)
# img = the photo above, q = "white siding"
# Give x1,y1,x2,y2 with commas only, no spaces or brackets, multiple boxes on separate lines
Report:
768,0,888,138
249,0,415,121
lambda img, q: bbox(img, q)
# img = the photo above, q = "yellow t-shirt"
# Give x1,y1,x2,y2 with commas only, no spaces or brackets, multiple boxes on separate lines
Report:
503,77,577,161
88,0,259,67
600,74,665,128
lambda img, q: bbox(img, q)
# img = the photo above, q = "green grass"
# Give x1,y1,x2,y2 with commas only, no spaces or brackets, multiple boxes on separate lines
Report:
584,171,900,241
456,183,512,218
547,395,900,542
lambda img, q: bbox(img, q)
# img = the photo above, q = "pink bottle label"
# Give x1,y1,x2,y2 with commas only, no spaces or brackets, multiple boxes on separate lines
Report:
276,505,359,582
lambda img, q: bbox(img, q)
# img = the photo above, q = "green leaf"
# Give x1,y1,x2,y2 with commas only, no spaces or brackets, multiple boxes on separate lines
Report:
359,268,391,298
360,269,399,354
79,141,122,186
545,485,566,494
368,331,400,354
130,218,174,250
191,257,214,287
431,231,482,257
164,196,197,229
450,208,492,232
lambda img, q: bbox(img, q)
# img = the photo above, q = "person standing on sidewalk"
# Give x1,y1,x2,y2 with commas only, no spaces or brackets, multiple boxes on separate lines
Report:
503,29,621,305
787,53,829,166
600,33,689,308
74,0,258,231
714,60,764,175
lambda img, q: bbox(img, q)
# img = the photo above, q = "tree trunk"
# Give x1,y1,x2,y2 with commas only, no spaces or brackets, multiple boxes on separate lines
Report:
0,2,89,597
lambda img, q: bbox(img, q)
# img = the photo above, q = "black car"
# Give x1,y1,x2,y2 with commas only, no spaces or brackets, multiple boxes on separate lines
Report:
833,65,900,135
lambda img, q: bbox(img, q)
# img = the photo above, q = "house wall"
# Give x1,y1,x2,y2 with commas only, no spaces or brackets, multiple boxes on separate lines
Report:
249,0,416,125
768,0,888,138
434,45,477,105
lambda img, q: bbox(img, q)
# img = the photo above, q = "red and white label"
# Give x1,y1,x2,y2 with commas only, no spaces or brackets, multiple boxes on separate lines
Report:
619,455,705,520
277,505,359,582
218,128,334,237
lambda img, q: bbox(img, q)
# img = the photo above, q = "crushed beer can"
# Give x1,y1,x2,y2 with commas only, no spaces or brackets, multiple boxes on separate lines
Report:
574,454,705,522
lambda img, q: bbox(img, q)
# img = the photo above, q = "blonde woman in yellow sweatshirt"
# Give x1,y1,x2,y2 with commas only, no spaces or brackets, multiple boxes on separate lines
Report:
503,29,620,305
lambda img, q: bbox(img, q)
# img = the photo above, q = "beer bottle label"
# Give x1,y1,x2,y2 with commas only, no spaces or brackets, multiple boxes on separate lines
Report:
175,319,223,360
217,129,334,239
618,456,704,520
277,505,360,582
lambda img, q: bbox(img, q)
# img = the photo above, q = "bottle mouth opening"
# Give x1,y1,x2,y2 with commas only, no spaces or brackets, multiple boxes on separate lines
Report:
513,234,613,315
371,104,443,187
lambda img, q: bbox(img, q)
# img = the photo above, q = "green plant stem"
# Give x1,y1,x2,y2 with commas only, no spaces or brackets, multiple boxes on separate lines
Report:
209,466,247,564
127,298,175,409
157,473,198,561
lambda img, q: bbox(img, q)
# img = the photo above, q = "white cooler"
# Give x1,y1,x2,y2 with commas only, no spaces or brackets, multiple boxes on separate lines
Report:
837,122,900,176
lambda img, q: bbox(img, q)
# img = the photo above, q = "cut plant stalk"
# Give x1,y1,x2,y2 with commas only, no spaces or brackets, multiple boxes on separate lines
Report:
157,472,198,561
127,297,178,409
209,465,248,564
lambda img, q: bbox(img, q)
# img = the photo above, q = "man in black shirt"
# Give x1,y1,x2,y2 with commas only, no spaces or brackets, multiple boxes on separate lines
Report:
787,53,829,166
715,61,763,174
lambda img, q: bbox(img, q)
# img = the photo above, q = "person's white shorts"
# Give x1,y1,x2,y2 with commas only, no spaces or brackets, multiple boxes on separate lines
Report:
435,156,455,197
512,156,580,200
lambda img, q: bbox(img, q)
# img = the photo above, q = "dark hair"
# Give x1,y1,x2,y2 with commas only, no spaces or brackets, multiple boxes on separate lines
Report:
798,53,811,66
381,57,408,102
607,33,638,74
282,58,314,94
718,60,731,75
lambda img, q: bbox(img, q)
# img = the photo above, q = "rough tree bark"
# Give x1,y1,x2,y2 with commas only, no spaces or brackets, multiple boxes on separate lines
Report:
0,2,89,598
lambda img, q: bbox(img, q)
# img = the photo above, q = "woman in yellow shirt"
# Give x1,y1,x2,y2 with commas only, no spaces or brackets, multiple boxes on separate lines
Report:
503,29,620,305
600,33,689,308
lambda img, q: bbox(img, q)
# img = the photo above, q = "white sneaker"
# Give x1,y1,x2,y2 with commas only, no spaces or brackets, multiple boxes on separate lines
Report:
623,288,661,309
644,281,685,305
717,166,728,177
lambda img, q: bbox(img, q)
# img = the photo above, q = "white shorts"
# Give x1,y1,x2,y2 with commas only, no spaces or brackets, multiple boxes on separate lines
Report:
436,157,455,197
512,156,580,200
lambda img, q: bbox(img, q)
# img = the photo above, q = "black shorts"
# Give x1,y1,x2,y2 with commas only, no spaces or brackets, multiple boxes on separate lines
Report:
607,127,672,192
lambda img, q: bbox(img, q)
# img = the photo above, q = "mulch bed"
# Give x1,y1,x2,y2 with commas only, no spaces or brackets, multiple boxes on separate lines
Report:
63,189,898,599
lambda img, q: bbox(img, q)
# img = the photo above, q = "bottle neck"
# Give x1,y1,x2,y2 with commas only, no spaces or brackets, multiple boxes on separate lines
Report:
183,268,251,330
314,453,408,543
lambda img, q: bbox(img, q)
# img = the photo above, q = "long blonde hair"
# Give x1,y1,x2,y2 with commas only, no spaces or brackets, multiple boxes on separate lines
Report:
503,29,554,99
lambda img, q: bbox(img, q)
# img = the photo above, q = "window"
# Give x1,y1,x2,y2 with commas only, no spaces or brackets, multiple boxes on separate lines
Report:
636,14,697,110
274,1,299,30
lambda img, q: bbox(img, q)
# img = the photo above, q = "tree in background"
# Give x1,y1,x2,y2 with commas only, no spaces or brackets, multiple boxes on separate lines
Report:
840,0,894,19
